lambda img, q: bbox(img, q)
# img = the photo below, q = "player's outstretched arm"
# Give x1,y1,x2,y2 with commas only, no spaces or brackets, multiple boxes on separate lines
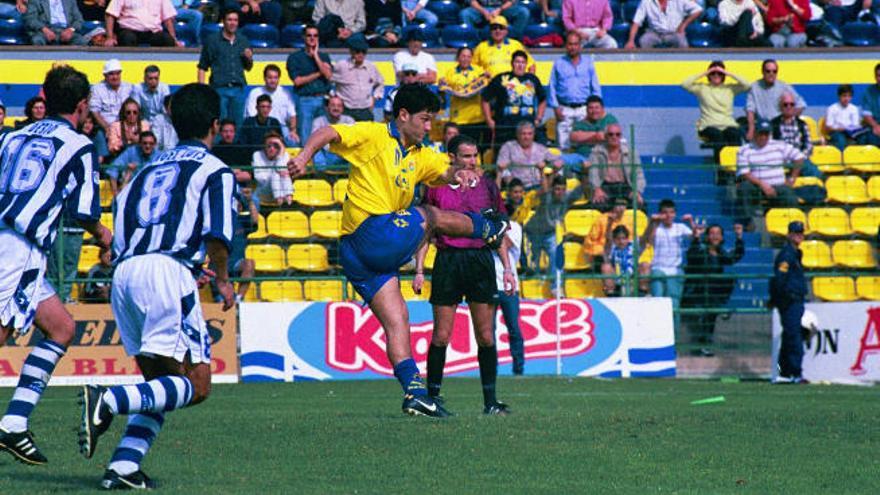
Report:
206,239,234,311
439,166,480,188
412,241,430,295
288,126,340,178
80,221,112,250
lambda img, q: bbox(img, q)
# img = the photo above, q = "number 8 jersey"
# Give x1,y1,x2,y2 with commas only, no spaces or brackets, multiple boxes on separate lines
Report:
112,141,236,267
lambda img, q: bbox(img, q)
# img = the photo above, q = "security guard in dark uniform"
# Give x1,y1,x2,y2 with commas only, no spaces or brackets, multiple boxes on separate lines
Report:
770,221,808,383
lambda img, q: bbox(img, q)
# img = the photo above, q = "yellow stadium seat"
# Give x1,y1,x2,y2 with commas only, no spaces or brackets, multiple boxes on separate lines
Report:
78,245,102,273
563,209,602,237
545,116,557,143
850,207,880,236
482,148,495,166
293,179,334,207
799,240,833,269
400,280,431,300
310,210,342,239
548,147,562,157
260,280,303,302
817,116,831,140
99,180,113,208
856,276,880,300
719,146,739,172
563,241,588,270
246,244,286,272
793,176,823,189
801,115,821,144
520,278,552,299
564,278,603,298
70,283,80,302
3,116,18,128
843,145,880,173
868,176,880,202
810,145,843,174
832,240,876,269
825,175,869,204
243,281,259,302
286,147,302,158
303,279,344,301
248,214,268,240
812,277,856,302
424,243,437,270
807,207,851,237
287,244,330,272
332,179,349,204
625,209,649,236
765,208,806,236
566,178,580,192
266,210,309,239
86,212,114,240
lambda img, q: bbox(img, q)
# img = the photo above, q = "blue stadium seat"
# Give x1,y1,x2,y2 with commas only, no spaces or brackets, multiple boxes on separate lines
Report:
82,20,103,33
842,21,880,46
609,22,631,47
426,1,461,26
200,22,221,42
441,24,481,48
176,21,199,47
522,0,543,23
241,23,279,48
401,24,442,48
523,23,559,47
0,18,25,45
623,0,640,22
686,22,721,47
281,23,306,48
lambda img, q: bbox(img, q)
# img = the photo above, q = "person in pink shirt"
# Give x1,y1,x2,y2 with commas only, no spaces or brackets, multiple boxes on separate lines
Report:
562,0,617,49
104,0,181,47
765,0,810,48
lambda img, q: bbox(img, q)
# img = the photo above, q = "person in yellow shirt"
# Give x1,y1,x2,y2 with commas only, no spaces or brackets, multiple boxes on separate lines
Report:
438,46,490,145
288,84,510,419
472,16,536,78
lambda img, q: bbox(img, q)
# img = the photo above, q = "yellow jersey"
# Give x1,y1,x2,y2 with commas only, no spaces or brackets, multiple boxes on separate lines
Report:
472,39,535,78
438,65,489,125
330,121,450,235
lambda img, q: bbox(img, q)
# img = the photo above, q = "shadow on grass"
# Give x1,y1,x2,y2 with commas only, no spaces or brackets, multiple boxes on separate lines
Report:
0,467,98,490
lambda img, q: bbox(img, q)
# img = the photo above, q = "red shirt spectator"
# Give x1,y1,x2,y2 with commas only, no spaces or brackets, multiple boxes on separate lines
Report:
765,0,810,34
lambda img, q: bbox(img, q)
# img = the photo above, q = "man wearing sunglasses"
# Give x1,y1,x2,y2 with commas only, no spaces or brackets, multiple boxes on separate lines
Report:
472,16,535,79
287,23,333,141
745,59,805,141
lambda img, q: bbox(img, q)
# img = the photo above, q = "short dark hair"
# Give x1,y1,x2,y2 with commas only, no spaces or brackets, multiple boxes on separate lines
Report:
171,83,220,141
219,118,236,129
586,95,604,106
708,60,725,70
511,50,528,64
447,134,477,155
304,23,319,34
455,46,473,59
392,84,440,119
443,121,460,133
263,130,284,143
658,198,676,211
508,178,524,190
144,65,160,75
256,94,272,106
875,62,880,74
139,130,156,142
43,65,90,115
552,175,566,188
612,225,630,238
25,96,46,120
762,59,777,72
264,64,281,77
838,84,854,96
221,8,238,21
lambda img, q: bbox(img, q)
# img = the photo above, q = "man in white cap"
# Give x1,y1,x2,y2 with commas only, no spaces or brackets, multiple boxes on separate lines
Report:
383,63,421,121
89,58,134,133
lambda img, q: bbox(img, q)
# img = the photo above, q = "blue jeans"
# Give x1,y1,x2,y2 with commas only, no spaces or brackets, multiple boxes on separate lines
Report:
496,290,524,374
528,232,557,276
560,153,588,175
460,5,530,40
313,149,349,172
294,95,325,142
778,303,805,378
402,1,439,29
215,85,246,128
650,269,684,308
176,8,203,44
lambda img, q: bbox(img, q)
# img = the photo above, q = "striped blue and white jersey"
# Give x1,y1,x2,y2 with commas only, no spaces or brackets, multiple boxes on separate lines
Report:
112,140,236,267
0,117,101,252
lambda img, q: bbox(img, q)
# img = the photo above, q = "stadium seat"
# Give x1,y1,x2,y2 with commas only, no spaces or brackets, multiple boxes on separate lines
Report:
293,179,334,207
401,25,441,48
260,280,303,302
799,240,833,269
81,20,103,33
310,210,342,238
401,280,431,300
248,214,269,240
523,23,559,47
841,21,880,46
825,175,870,204
566,178,581,193
521,278,552,299
303,279,344,301
850,207,880,236
801,116,821,144
625,209,649,236
623,0,639,22
810,145,843,173
719,146,738,173
856,276,880,300
686,22,721,47
563,242,588,271
243,281,259,302
793,176,824,189
441,24,480,48
817,116,832,141
0,18,26,45
563,209,602,237
246,244,286,272
332,179,349,205
78,245,101,273
832,240,876,269
241,23,279,48
766,208,807,236
426,0,461,25
99,179,113,208
867,176,880,201
609,22,630,47
175,21,199,47
280,23,306,48
843,145,880,173
812,277,857,302
200,22,221,42
287,244,330,272
266,210,310,239
564,278,603,298
807,207,851,237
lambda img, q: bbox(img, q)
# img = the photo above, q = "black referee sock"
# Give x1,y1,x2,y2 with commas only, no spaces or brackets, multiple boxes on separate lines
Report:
426,344,447,398
478,345,498,406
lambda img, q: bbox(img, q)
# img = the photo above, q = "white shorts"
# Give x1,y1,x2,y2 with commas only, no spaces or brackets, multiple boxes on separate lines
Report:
111,253,211,364
0,229,55,333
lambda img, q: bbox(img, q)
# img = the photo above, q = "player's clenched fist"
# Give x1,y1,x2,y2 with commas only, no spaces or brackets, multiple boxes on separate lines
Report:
452,168,480,188
288,155,309,178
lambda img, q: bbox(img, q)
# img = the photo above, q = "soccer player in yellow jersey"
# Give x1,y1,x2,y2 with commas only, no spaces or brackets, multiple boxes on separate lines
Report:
289,85,509,418
472,16,536,78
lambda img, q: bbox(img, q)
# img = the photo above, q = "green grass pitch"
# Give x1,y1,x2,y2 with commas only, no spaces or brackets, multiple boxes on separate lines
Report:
1,378,878,494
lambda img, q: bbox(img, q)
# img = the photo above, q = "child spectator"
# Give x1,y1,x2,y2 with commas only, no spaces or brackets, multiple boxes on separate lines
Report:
252,131,293,206
825,84,869,151
600,223,651,296
644,199,696,312
82,247,113,303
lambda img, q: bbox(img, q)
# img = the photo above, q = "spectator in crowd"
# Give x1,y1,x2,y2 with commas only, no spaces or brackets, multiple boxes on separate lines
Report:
745,59,805,141
588,122,645,209
82,246,113,303
151,94,178,151
0,104,12,135
104,0,181,47
494,218,525,375
505,177,534,226
765,0,810,48
90,58,133,132
365,0,401,48
330,37,384,121
825,83,868,151
282,1,313,25
770,220,807,384
77,0,105,22
861,63,880,147
312,95,355,172
107,97,150,155
252,131,293,206
438,46,490,145
287,23,333,140
548,31,601,151
107,130,157,194
644,198,696,314
564,95,618,166
213,184,259,303
625,0,703,49
682,61,750,152
482,50,546,149
822,0,875,27
392,29,437,85
402,0,438,29
240,94,284,154
198,9,253,127
718,0,768,47
383,63,421,121
14,96,47,129
600,216,652,296
497,120,562,190
524,175,570,276
80,111,110,165
561,0,617,48
312,0,367,47
214,119,254,177
46,210,83,304
584,198,636,266
736,120,802,225
23,0,87,45
461,0,530,40
439,121,460,152
770,92,823,179
681,222,744,356
171,0,202,44
130,65,170,127
223,0,282,26
245,64,299,146
473,16,536,78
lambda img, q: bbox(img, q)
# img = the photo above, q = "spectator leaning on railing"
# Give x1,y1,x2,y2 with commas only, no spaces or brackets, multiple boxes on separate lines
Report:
104,0,181,47
548,30,602,152
625,0,703,49
524,174,573,277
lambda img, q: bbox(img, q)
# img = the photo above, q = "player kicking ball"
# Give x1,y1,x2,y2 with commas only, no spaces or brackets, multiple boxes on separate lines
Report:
0,65,112,466
288,84,509,418
78,83,236,489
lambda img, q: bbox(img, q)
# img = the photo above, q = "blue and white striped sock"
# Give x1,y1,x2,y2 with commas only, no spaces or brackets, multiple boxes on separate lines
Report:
107,412,165,476
101,376,194,415
0,340,66,433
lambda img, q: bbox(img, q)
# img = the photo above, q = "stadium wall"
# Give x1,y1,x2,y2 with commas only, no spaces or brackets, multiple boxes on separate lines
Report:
0,49,877,155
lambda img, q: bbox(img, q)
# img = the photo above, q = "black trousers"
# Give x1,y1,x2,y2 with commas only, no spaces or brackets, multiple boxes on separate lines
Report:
117,28,176,47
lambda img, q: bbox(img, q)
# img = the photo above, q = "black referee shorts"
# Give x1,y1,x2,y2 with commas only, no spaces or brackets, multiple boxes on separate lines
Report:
429,248,499,306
